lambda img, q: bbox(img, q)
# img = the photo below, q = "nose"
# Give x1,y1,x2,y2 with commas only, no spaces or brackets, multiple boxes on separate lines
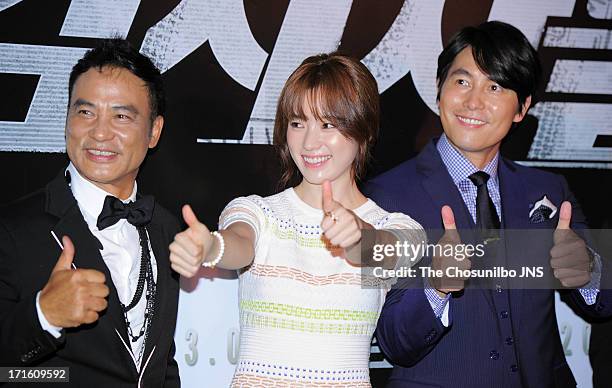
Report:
89,116,114,141
302,125,322,151
464,88,485,111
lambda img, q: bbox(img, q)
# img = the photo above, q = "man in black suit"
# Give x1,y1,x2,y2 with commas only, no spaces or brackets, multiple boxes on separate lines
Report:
0,39,180,386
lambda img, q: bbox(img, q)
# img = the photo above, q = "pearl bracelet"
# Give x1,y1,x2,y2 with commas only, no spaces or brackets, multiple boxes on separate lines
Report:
202,231,224,268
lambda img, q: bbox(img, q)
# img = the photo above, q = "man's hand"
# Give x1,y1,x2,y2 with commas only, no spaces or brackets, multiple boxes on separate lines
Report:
169,205,215,277
551,201,591,288
320,181,371,261
39,236,109,328
430,206,471,296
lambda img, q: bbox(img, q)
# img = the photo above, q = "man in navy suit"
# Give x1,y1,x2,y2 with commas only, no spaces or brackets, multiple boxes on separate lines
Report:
366,21,611,387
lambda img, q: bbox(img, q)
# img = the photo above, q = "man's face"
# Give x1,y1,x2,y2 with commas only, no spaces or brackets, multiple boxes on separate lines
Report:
65,66,163,199
438,47,530,168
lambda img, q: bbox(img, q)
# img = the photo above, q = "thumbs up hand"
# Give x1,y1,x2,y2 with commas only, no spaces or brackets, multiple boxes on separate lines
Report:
430,206,471,296
550,201,591,287
320,181,370,260
53,235,76,271
39,236,109,328
169,205,216,277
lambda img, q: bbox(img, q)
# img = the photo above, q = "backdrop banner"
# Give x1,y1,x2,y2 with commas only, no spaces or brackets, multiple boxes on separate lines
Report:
1,1,611,387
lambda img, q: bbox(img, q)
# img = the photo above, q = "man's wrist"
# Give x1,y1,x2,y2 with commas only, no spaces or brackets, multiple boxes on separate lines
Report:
36,291,63,338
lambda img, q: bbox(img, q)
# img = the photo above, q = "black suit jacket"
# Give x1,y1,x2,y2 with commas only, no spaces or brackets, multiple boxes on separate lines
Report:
0,172,181,387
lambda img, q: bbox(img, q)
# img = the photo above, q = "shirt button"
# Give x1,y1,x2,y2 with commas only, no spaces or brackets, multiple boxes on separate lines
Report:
505,337,514,345
489,350,499,360
510,364,518,372
500,311,509,319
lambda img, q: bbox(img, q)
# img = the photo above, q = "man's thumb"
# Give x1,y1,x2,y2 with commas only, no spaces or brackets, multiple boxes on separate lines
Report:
441,205,457,230
556,201,572,230
53,235,75,272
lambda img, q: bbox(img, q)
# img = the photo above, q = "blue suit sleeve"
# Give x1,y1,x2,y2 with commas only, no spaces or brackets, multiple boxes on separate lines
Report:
557,175,612,318
376,282,452,367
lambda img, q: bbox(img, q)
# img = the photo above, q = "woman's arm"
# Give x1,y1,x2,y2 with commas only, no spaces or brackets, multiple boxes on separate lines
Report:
169,204,257,277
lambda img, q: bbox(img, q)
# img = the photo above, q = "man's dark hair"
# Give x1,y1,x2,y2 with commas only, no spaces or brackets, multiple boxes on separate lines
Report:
436,21,541,110
68,38,165,123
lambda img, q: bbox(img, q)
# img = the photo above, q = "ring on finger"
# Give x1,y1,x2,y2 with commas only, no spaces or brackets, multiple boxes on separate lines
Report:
327,211,339,223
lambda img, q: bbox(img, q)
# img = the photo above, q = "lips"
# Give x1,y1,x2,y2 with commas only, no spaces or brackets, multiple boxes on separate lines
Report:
85,148,118,162
456,115,486,127
302,154,331,168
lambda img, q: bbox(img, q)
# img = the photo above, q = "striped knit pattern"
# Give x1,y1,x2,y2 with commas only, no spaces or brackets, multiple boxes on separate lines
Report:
219,188,424,387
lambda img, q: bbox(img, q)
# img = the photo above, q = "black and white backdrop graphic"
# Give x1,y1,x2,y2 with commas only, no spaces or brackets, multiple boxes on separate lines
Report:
1,1,611,386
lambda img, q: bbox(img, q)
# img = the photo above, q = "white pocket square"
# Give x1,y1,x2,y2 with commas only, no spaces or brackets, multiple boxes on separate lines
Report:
529,195,558,223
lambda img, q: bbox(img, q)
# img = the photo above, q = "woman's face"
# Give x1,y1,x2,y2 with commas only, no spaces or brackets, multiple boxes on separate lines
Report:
286,99,358,187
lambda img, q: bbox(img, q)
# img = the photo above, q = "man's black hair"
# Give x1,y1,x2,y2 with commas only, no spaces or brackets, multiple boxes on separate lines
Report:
68,38,165,122
436,21,542,111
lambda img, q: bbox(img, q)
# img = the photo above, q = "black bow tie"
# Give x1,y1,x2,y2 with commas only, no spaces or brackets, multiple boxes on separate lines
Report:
96,195,155,230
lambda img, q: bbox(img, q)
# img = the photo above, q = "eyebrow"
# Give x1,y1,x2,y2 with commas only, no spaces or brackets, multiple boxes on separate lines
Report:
71,99,139,115
111,104,139,115
72,98,95,109
449,68,471,78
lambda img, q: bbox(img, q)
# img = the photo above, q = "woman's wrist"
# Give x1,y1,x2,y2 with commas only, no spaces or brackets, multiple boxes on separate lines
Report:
202,231,225,268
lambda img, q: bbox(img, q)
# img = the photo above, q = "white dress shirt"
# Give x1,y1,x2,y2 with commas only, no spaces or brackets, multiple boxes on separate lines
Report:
36,163,157,370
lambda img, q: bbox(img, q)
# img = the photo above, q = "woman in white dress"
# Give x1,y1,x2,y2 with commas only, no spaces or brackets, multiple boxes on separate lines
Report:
169,53,425,387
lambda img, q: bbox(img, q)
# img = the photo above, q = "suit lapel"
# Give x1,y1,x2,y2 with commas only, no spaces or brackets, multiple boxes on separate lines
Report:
417,141,475,230
417,142,495,313
45,172,137,375
141,214,169,364
498,159,529,335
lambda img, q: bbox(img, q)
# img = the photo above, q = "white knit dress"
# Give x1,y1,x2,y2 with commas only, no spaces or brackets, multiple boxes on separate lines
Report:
220,188,424,387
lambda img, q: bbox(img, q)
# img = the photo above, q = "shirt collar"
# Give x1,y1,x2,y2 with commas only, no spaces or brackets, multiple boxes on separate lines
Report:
66,162,137,223
436,133,499,185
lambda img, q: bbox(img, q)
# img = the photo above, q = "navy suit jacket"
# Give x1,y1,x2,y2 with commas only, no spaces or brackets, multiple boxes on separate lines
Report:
365,139,611,388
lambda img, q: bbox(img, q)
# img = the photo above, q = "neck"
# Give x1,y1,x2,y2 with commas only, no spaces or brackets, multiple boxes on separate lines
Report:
455,145,500,171
69,162,137,200
98,182,135,201
89,178,136,200
294,176,366,210
464,152,495,170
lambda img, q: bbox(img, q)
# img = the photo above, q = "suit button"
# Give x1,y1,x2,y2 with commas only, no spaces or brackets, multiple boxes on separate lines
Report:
500,311,509,319
489,350,499,360
495,285,503,293
505,337,514,345
510,364,518,372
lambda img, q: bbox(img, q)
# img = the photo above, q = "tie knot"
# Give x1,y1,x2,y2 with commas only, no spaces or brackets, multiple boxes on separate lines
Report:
468,171,490,187
97,195,155,230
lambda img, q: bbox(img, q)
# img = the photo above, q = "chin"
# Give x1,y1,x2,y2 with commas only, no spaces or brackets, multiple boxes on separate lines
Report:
301,176,326,186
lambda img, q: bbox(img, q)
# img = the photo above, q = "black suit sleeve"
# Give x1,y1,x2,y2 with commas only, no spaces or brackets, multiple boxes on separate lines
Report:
0,220,63,365
162,214,181,387
163,338,180,387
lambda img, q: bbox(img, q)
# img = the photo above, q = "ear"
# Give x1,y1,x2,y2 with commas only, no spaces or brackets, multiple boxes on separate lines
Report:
513,95,532,123
148,116,164,149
